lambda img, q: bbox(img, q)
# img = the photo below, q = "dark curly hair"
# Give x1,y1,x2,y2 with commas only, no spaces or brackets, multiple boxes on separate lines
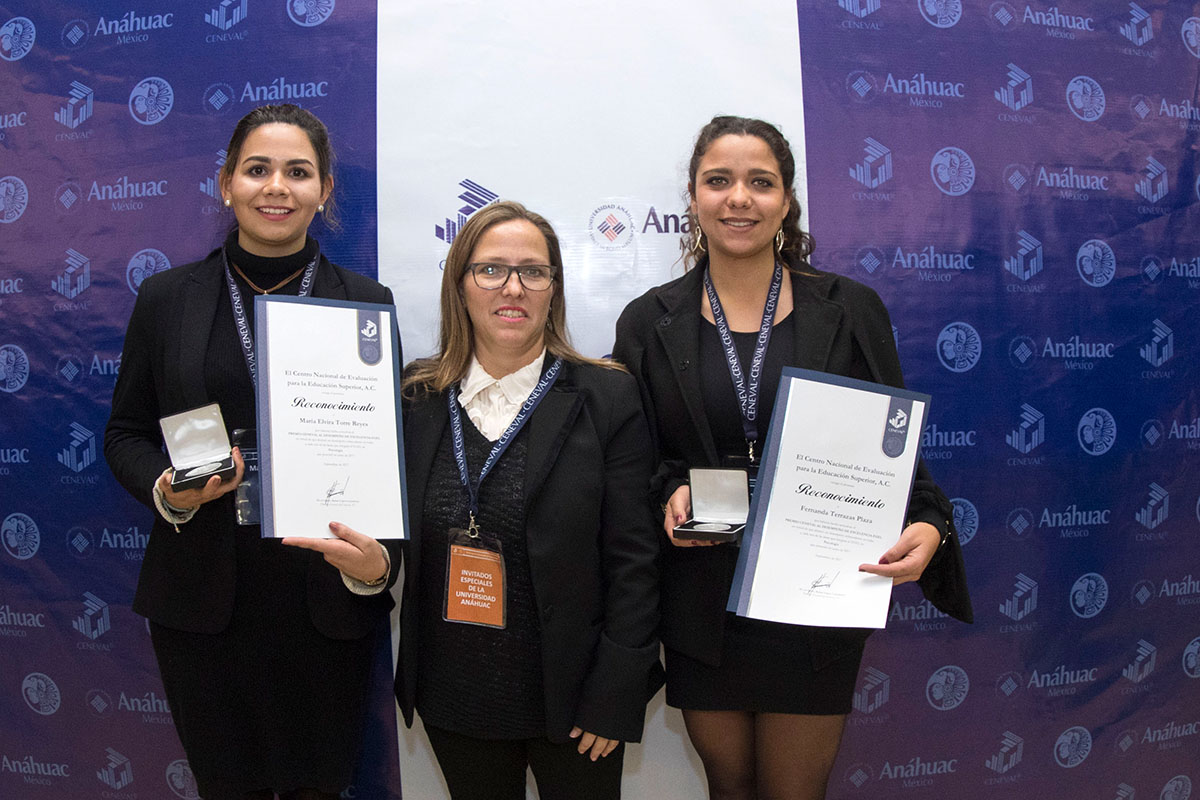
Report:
682,115,814,271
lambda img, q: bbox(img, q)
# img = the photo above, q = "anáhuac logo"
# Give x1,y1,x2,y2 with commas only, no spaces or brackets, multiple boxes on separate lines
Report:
0,602,46,636
878,70,965,107
918,0,962,29
67,526,97,559
1182,636,1200,679
845,70,880,103
987,3,1018,30
288,0,336,27
1053,726,1092,768
435,179,499,244
1003,163,1032,194
930,147,974,196
1008,336,1037,369
88,174,169,212
129,77,174,125
1069,572,1108,618
641,206,691,236
920,423,976,462
94,10,174,43
925,665,969,710
127,249,171,293
1035,164,1110,199
1141,419,1165,450
0,17,36,61
56,181,83,213
950,497,976,545
1144,721,1200,751
0,754,71,782
0,108,27,141
1142,254,1165,283
1066,76,1105,122
888,597,948,631
1182,17,1200,59
0,175,29,223
891,244,976,280
166,759,200,799
1077,407,1116,455
86,688,114,716
61,18,90,49
1159,573,1200,605
1076,239,1115,287
588,205,635,250
1022,5,1095,39
0,343,30,392
203,82,237,116
995,63,1033,114
240,76,329,104
936,322,981,372
1161,775,1193,800
2,512,39,560
22,672,61,715
853,246,886,275
1038,502,1110,539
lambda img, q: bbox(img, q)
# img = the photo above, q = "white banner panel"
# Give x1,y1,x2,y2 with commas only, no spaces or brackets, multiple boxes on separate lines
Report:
378,0,807,359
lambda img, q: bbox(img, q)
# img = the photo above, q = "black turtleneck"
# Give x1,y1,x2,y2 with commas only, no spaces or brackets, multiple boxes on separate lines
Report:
206,230,322,434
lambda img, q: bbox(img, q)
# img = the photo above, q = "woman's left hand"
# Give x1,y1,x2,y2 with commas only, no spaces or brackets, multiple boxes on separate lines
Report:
569,727,621,761
858,521,941,585
282,521,388,584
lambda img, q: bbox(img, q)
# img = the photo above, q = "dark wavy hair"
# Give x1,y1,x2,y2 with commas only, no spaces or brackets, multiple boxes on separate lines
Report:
682,115,814,271
219,103,339,229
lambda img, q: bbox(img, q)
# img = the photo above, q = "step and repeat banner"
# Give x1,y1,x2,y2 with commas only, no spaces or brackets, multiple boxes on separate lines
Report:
3,1,1199,798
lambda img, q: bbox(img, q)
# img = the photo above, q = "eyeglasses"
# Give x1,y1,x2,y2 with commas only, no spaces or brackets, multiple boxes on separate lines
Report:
466,263,556,291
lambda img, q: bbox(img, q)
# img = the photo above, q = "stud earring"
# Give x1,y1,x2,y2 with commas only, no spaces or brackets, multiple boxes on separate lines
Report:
317,204,325,213
223,198,232,208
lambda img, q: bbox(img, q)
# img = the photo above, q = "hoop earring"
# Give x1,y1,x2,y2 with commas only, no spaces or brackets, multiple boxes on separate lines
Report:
691,226,706,256
775,228,785,254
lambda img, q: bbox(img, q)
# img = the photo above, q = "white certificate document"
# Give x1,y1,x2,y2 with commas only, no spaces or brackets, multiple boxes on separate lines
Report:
730,368,928,628
255,295,408,540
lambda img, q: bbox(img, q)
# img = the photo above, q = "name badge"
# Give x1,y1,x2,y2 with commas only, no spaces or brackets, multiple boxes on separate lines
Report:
444,529,506,629
232,428,260,526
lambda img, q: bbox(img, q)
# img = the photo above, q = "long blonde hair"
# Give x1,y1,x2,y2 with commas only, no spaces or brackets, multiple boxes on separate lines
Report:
403,200,622,396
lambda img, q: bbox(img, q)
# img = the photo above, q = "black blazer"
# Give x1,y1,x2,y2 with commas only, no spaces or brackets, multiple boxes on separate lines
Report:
395,358,663,744
104,246,401,639
613,261,973,668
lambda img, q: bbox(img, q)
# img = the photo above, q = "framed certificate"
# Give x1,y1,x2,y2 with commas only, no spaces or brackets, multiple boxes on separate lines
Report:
728,368,929,628
255,295,408,540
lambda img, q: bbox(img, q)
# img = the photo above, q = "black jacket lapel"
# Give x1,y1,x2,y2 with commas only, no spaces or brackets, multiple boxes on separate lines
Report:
653,268,719,465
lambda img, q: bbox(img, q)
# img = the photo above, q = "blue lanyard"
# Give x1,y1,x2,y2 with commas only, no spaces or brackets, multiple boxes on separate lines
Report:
703,261,783,462
447,356,564,534
222,245,318,391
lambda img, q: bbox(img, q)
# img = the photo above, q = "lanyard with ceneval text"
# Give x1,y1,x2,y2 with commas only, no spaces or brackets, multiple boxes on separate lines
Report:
703,261,783,465
222,246,319,392
442,356,564,629
222,246,318,525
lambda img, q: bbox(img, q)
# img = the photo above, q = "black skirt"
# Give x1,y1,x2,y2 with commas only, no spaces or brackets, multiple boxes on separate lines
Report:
664,612,864,715
149,530,377,799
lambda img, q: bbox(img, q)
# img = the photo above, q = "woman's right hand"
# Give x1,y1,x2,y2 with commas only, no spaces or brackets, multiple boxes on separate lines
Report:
156,446,245,511
663,484,719,547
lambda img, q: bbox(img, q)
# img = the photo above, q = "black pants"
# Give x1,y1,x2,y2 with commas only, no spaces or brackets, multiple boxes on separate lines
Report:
424,724,624,800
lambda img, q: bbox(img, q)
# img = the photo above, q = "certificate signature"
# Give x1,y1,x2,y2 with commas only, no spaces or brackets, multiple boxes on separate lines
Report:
805,571,840,595
321,476,350,505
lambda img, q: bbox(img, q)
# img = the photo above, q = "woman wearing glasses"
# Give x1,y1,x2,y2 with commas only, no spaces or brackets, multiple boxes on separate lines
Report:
397,201,662,799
